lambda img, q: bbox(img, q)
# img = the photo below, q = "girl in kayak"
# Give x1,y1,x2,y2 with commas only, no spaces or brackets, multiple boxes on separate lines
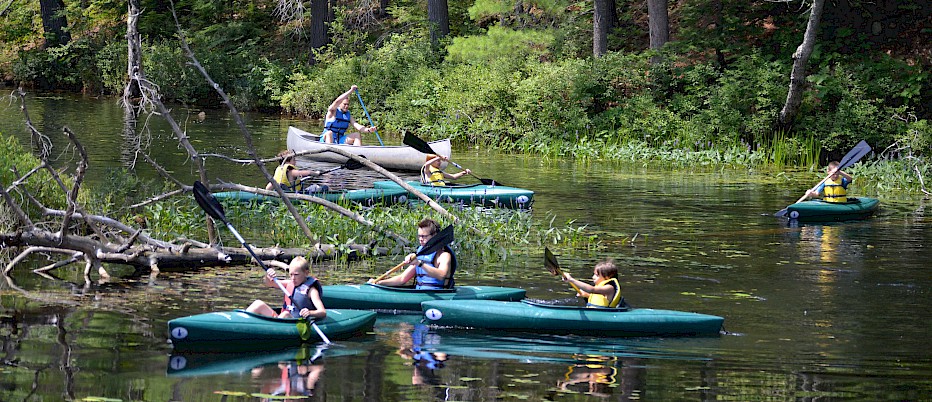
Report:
420,154,470,186
804,160,853,203
266,150,329,193
562,259,624,308
246,256,327,320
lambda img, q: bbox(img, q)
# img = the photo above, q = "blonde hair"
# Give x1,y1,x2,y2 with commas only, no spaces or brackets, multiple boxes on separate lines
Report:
289,256,310,273
278,149,296,163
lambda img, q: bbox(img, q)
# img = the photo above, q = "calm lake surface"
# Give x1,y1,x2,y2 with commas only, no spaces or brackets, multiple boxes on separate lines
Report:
1,92,930,401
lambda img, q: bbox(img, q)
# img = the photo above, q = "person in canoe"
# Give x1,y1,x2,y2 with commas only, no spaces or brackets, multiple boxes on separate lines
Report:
368,219,456,289
266,150,329,193
561,259,624,308
320,85,377,146
246,256,327,320
420,154,470,186
804,160,854,203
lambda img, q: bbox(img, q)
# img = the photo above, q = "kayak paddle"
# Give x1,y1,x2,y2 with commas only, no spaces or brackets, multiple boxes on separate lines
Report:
402,132,505,186
354,89,384,146
544,247,581,294
192,180,331,344
774,140,872,217
372,225,455,283
297,156,367,188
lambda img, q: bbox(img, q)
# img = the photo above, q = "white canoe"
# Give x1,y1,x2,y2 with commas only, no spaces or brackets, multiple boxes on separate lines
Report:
286,126,451,171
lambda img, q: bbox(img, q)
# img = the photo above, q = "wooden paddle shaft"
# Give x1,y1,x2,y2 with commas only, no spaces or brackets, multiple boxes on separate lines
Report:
374,260,409,282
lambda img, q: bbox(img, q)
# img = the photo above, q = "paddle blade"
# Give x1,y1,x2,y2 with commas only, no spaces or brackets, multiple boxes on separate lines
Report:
193,181,227,223
838,140,871,169
403,132,437,155
416,225,454,256
544,247,562,276
773,207,789,218
343,155,367,170
478,177,504,186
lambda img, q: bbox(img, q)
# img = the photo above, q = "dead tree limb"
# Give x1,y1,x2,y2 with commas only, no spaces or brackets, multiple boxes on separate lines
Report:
168,2,318,247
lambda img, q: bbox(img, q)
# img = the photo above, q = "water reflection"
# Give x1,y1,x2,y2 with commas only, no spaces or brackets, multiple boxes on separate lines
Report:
394,322,449,397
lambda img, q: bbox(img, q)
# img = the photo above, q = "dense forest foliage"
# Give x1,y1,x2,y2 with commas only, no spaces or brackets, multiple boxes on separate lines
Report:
1,0,929,169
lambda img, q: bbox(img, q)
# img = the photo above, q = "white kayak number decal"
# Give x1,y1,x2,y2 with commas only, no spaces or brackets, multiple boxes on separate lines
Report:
425,308,443,321
171,326,188,339
516,195,529,204
789,211,800,219
169,356,187,370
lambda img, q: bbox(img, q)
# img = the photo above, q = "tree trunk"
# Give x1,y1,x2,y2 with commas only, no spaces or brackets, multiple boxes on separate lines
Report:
427,0,449,45
123,0,143,100
379,0,388,18
39,0,71,48
308,0,331,65
646,0,669,51
593,0,612,57
779,0,825,131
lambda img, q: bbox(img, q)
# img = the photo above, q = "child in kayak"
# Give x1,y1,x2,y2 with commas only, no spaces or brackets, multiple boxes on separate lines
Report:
266,150,329,193
246,256,327,320
420,154,470,186
804,160,853,203
561,259,624,308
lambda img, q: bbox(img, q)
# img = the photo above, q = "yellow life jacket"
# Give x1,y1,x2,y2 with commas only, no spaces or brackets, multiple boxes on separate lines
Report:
823,177,847,203
423,165,447,186
586,277,622,308
273,163,301,191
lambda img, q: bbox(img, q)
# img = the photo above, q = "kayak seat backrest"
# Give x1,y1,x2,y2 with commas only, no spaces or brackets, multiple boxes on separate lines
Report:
520,299,631,312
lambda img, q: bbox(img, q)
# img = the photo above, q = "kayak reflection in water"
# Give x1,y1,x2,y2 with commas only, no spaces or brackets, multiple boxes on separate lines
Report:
253,345,327,400
557,355,620,398
396,323,448,388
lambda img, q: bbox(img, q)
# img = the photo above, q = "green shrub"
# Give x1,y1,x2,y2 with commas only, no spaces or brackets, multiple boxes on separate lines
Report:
0,133,72,229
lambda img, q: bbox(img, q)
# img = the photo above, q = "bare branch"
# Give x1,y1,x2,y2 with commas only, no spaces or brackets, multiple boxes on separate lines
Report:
16,88,52,159
59,128,89,239
4,161,47,193
137,150,185,188
168,1,318,245
0,180,33,229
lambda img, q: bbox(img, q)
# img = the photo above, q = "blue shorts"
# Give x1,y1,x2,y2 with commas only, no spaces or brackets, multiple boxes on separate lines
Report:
320,132,347,144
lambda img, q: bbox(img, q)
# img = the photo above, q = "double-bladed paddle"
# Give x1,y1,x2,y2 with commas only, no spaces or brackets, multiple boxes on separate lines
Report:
372,224,455,283
774,140,872,217
193,181,331,344
544,247,581,293
297,156,367,187
402,133,504,187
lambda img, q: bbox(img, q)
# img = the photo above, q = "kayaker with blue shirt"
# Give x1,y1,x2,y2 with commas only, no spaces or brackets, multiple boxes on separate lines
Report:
246,256,327,319
369,219,456,289
804,160,853,203
562,259,624,308
320,85,377,146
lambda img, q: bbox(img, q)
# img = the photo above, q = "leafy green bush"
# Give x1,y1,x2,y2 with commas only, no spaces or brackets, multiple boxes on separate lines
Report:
0,133,71,230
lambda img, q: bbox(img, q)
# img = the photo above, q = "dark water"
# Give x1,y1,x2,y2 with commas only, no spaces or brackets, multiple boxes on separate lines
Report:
1,93,930,400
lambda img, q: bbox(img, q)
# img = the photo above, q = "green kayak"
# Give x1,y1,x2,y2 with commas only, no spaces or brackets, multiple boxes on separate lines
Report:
213,188,409,206
321,283,527,312
785,197,879,222
422,300,724,337
372,181,534,209
168,309,376,351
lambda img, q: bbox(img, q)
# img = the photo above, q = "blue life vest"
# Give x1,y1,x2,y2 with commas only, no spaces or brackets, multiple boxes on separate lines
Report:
285,277,322,313
414,246,456,289
321,109,351,143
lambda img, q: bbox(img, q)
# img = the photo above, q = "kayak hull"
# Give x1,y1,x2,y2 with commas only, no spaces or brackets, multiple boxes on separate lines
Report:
213,189,409,207
321,284,527,312
422,300,724,337
168,309,376,351
286,126,451,171
373,181,534,209
786,197,880,222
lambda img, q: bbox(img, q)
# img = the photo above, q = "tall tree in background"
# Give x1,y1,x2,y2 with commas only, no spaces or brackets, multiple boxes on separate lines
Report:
308,0,331,64
39,0,71,48
647,0,669,59
593,0,613,56
779,0,824,130
427,0,449,45
123,0,143,99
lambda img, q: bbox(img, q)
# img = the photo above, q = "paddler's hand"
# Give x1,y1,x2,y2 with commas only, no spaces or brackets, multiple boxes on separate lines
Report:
367,278,379,284
404,253,418,266
298,308,312,318
265,268,277,280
